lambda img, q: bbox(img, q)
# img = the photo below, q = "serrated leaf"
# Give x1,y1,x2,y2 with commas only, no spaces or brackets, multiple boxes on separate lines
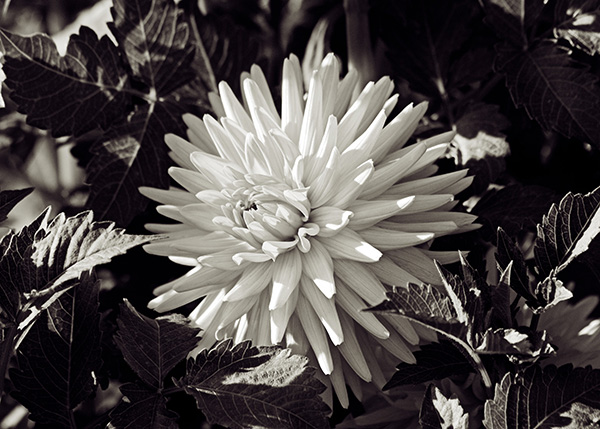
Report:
178,339,329,429
9,273,101,427
555,0,600,55
420,384,469,429
0,26,130,137
384,341,473,390
533,274,574,312
473,185,561,239
484,365,600,429
109,0,195,95
114,300,200,389
496,41,600,147
109,383,178,429
376,0,479,97
534,186,600,279
85,99,188,226
483,0,546,47
0,187,32,223
475,328,555,362
496,228,535,304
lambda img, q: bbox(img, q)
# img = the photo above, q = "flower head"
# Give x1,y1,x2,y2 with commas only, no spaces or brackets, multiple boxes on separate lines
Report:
141,53,477,406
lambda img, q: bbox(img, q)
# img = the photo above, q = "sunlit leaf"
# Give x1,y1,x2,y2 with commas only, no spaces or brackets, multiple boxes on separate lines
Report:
0,187,32,223
484,365,600,428
475,328,555,362
555,0,600,56
420,384,469,429
0,26,130,137
496,41,600,147
114,300,200,389
177,339,330,429
9,273,101,427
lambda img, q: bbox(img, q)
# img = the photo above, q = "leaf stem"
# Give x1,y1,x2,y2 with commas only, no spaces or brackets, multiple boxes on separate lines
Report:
530,313,540,332
0,324,17,401
162,386,184,396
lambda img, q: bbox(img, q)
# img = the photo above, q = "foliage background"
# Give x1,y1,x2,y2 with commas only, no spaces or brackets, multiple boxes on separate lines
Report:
1,0,600,427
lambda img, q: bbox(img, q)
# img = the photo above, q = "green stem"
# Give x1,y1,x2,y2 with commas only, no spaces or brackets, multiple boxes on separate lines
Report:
0,324,17,401
530,313,540,332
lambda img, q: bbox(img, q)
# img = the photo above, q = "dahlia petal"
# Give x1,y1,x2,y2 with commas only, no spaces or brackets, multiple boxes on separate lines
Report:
356,77,394,137
168,256,198,266
318,53,340,119
383,314,419,345
170,231,241,254
270,249,302,310
300,276,343,345
333,259,387,305
329,346,349,408
338,109,386,177
326,159,374,208
172,265,240,292
190,151,243,187
420,249,462,264
348,197,417,230
193,243,253,270
368,255,421,287
182,113,219,155
356,328,387,389
270,286,299,344
194,189,229,207
283,189,311,220
262,238,299,259
218,80,255,133
168,167,213,194
388,247,448,285
250,64,280,121
333,68,358,117
180,204,222,231
190,288,227,328
298,71,324,158
203,115,245,166
337,312,371,382
383,169,469,196
378,220,459,236
307,148,339,208
223,261,273,301
304,115,338,185
371,101,428,164
296,294,334,374
358,227,434,251
208,91,226,118
268,128,301,165
148,288,206,312
217,294,259,330
301,239,335,298
335,281,389,339
193,320,219,352
245,79,281,140
437,176,474,195
359,142,427,199
232,251,272,264
319,229,382,262
282,57,304,144
164,133,201,170
383,93,399,116
144,223,192,234
341,358,363,401
233,314,249,344
374,320,416,363
297,223,320,253
285,313,310,356
139,186,198,205
310,206,353,237
337,81,375,151
254,291,273,345
403,142,451,178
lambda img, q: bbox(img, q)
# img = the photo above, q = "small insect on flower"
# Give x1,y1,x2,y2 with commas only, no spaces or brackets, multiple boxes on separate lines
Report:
140,53,478,406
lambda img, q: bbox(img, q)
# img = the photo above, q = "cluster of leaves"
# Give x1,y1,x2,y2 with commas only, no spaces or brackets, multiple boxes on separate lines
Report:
368,186,600,428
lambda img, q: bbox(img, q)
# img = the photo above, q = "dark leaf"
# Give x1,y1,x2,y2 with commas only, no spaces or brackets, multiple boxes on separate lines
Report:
555,0,600,56
534,186,600,279
484,365,600,429
178,339,330,429
384,341,473,390
496,41,600,148
420,384,469,429
0,26,130,137
492,262,513,328
9,273,101,426
376,0,479,97
473,185,560,239
192,12,262,96
483,0,546,47
109,0,195,95
85,99,188,226
109,383,178,429
114,300,200,389
496,228,535,304
0,187,32,223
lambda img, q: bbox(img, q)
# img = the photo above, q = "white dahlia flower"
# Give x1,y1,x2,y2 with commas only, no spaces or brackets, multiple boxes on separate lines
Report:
140,53,478,406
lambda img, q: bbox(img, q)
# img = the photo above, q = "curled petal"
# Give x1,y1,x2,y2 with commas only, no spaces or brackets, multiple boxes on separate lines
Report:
310,207,353,237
